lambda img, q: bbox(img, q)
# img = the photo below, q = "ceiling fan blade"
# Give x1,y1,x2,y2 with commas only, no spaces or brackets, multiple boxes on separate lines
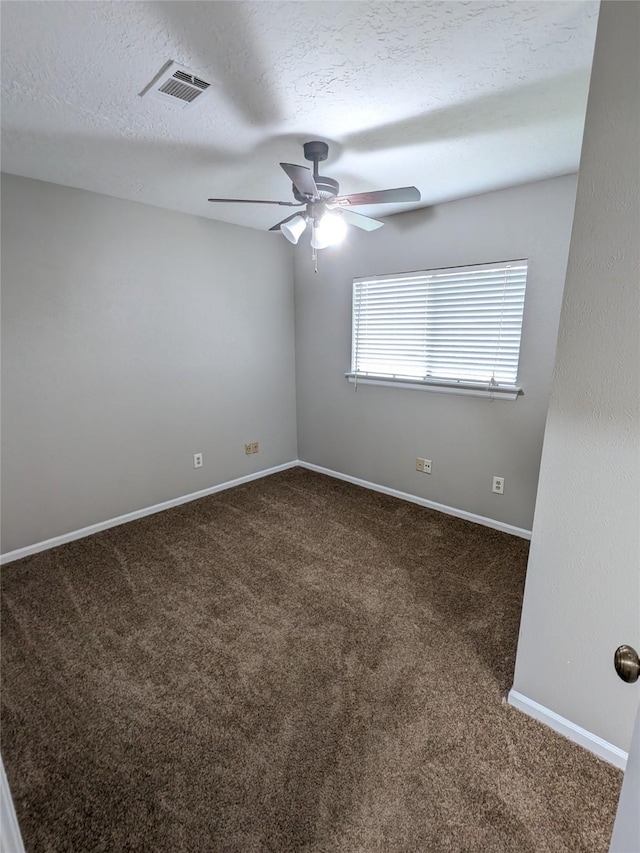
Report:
280,163,318,198
334,186,421,207
208,197,304,206
340,209,385,231
268,212,303,232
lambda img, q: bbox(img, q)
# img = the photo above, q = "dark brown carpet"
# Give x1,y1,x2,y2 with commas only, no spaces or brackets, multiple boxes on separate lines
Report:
1,467,621,852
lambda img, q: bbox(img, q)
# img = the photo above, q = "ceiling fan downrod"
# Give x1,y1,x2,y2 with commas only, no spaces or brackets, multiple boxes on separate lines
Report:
303,140,329,178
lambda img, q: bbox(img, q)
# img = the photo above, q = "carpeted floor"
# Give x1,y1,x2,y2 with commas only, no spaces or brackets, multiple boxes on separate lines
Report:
1,467,621,852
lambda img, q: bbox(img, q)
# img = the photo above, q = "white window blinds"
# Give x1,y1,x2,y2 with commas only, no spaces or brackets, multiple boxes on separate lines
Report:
351,260,528,395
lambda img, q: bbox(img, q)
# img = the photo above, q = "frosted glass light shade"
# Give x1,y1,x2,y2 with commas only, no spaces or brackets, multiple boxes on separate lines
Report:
281,215,308,244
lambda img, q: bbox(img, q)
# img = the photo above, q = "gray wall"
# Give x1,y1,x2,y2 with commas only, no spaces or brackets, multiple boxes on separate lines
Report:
512,0,640,752
294,176,578,531
1,174,297,554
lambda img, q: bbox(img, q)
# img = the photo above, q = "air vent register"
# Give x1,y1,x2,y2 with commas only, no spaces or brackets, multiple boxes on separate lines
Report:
140,61,213,110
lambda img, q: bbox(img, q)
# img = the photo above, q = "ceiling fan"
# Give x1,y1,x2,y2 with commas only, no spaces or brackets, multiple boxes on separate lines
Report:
208,141,421,250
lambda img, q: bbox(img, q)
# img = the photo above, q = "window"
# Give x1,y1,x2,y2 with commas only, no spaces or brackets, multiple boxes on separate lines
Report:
348,260,528,399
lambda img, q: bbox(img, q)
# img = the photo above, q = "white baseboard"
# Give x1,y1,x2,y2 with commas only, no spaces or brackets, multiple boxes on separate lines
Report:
1,459,531,564
297,461,532,539
0,462,299,565
507,689,628,770
1,754,25,853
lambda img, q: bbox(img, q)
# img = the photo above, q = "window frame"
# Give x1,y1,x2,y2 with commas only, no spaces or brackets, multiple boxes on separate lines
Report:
346,259,528,401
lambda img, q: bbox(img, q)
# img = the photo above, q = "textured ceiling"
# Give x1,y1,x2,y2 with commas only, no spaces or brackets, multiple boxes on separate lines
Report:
1,1,599,231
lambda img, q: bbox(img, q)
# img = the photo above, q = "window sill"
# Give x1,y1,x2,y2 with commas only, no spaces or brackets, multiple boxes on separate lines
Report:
345,373,523,400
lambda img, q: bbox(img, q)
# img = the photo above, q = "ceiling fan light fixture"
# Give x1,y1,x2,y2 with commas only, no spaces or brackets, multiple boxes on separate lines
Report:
281,214,308,244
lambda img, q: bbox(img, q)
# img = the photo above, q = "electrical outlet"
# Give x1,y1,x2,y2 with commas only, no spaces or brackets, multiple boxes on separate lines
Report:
492,476,505,494
416,458,425,472
245,443,252,456
193,452,203,469
423,459,432,474
251,442,259,454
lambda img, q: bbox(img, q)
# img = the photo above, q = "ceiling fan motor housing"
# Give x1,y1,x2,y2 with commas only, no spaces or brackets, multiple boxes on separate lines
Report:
293,175,339,203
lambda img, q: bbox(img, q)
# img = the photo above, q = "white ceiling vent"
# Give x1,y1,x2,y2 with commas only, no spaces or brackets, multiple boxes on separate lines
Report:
140,61,213,110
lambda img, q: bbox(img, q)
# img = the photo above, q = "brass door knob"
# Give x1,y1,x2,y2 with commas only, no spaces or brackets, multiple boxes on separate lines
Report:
614,645,640,683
